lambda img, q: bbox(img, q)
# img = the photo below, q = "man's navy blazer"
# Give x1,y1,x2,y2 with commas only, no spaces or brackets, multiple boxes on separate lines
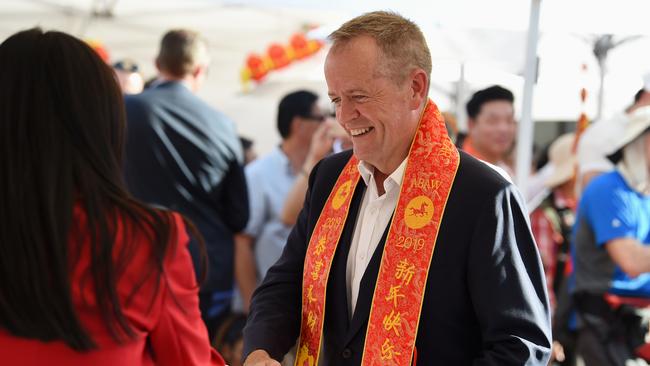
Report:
244,149,552,365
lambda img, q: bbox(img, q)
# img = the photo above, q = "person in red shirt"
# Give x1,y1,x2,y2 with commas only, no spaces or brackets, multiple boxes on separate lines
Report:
0,28,225,366
530,133,578,366
530,133,578,309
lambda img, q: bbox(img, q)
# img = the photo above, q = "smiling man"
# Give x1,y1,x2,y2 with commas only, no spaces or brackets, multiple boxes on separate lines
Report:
243,11,551,366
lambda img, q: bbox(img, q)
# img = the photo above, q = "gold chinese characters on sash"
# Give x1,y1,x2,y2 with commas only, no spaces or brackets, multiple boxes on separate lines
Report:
295,99,460,366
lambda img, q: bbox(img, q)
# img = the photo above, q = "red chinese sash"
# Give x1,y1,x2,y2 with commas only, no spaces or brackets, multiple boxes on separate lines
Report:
295,99,460,366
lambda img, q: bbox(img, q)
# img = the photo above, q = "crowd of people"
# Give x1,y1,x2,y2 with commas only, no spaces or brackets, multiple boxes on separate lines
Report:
1,10,649,366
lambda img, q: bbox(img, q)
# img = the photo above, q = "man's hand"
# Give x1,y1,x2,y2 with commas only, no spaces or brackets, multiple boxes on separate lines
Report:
243,350,281,366
304,120,335,171
549,341,565,363
234,233,257,313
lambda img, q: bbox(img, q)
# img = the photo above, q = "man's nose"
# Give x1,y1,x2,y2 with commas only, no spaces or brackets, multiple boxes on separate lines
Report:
338,99,359,124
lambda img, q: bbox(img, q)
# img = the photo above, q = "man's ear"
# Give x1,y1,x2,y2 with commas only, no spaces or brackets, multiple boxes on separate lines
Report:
192,64,206,79
467,118,477,132
409,68,428,110
288,116,301,137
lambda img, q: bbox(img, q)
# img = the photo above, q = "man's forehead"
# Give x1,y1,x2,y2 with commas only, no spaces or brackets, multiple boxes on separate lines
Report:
325,58,376,95
479,100,514,115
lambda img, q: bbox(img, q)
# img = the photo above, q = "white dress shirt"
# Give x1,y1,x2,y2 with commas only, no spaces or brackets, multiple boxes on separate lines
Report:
346,159,407,316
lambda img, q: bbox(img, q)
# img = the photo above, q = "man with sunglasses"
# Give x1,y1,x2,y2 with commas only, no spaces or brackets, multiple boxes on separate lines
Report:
235,90,332,314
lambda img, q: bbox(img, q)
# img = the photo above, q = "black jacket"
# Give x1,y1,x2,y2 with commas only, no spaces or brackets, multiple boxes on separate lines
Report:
243,149,551,365
124,81,248,294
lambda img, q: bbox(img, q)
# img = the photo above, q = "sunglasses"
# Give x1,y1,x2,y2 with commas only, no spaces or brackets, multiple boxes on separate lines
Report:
305,114,326,122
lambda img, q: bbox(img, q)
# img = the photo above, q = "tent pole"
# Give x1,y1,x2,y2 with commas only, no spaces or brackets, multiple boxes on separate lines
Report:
456,62,468,133
516,0,542,196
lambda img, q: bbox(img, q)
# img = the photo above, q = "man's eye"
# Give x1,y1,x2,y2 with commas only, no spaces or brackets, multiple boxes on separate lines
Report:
330,98,341,106
352,95,368,102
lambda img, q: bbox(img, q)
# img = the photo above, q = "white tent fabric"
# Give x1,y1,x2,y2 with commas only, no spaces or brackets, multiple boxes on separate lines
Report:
0,0,343,155
1,0,649,170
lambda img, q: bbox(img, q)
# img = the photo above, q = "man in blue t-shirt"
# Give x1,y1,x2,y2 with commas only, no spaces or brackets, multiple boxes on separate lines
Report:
573,106,650,365
574,173,650,297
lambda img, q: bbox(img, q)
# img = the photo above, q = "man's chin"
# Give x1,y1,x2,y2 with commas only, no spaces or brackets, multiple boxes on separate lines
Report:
351,146,371,162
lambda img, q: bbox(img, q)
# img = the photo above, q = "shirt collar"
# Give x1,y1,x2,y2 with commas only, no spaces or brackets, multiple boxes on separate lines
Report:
358,158,408,193
273,145,293,175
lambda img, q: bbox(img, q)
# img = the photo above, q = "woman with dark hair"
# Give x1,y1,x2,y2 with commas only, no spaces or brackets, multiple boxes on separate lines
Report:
0,29,224,365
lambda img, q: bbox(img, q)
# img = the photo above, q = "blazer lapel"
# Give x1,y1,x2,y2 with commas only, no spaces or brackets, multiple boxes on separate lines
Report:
324,178,366,343
344,221,391,345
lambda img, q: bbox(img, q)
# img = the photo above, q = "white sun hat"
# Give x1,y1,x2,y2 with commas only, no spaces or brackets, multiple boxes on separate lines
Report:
545,133,578,188
606,105,650,159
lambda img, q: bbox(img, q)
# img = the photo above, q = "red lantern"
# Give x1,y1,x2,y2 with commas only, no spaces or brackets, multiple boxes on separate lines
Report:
86,39,110,63
290,33,309,60
267,43,291,69
307,39,323,55
246,53,268,82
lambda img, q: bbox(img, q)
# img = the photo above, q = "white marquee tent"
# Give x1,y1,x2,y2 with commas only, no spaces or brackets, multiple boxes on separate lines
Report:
2,0,649,182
